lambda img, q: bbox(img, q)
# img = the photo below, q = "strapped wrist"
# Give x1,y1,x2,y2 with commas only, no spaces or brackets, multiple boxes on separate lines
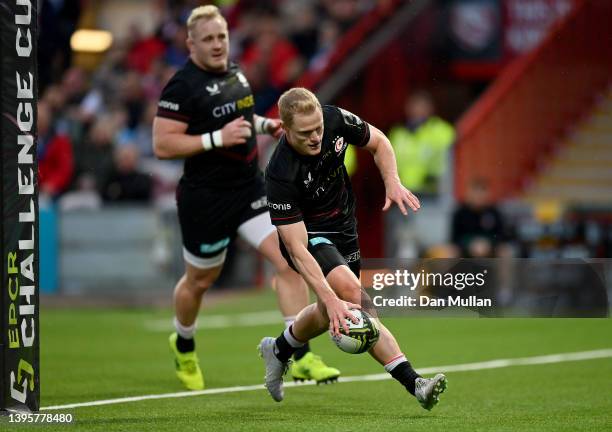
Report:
201,130,224,151
255,116,270,134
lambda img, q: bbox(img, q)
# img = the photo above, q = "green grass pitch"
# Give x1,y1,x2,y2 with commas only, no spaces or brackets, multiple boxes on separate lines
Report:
6,290,611,431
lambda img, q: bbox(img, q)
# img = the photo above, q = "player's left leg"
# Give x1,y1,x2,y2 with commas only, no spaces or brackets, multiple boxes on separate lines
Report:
326,265,447,410
238,213,340,383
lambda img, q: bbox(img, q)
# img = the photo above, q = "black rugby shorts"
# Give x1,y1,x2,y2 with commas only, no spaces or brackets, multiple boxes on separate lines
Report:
278,229,361,278
176,175,269,261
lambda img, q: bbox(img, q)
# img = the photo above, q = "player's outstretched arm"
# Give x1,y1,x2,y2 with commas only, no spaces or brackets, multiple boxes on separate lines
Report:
364,125,420,215
254,114,283,139
153,116,252,159
277,222,359,336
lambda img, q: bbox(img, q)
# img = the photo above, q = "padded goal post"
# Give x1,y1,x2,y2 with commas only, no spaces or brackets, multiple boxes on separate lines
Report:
0,0,40,412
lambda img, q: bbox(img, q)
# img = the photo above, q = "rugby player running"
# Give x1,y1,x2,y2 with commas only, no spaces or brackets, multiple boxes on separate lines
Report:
153,6,339,390
259,88,447,409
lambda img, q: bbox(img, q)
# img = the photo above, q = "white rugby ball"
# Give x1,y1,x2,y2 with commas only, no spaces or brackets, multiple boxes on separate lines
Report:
330,309,380,354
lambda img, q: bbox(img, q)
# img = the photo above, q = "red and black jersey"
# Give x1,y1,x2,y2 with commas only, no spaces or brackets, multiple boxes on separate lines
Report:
265,105,370,237
157,59,258,189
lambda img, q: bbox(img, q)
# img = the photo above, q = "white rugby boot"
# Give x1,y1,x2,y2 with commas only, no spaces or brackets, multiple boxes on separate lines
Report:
258,337,289,402
415,373,447,410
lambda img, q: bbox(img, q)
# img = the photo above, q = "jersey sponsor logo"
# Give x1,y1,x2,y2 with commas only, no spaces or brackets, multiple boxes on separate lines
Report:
236,94,254,110
339,107,363,127
213,102,236,118
313,165,344,197
251,197,267,210
206,83,220,96
158,100,179,111
333,136,347,154
268,202,292,211
212,95,255,118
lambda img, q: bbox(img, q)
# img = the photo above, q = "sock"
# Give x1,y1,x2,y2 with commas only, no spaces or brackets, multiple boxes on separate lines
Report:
174,317,196,353
176,334,195,353
284,316,310,361
385,355,421,395
293,344,311,360
283,315,297,327
274,325,305,363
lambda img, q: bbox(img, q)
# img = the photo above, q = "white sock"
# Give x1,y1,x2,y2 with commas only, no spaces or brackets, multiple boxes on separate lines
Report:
283,326,305,348
174,317,196,340
384,354,407,373
283,315,296,328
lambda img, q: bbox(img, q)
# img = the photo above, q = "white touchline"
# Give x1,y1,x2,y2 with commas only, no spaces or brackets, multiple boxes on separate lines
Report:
41,348,612,411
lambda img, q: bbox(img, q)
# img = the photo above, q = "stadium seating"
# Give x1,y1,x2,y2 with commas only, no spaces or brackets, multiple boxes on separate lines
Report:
525,86,612,205
455,0,612,203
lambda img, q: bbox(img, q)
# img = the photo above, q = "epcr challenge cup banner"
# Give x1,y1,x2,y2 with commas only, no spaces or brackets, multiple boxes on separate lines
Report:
1,0,40,412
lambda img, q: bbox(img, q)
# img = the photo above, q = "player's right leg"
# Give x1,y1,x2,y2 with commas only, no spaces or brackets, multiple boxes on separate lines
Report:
258,299,329,401
172,182,228,390
236,179,341,384
170,257,223,390
256,231,340,384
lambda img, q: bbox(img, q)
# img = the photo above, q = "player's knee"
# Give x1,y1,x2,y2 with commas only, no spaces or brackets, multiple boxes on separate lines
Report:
333,279,361,304
186,270,218,295
267,249,293,274
275,264,300,284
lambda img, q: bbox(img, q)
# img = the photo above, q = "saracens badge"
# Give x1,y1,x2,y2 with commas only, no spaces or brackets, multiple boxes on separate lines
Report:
334,136,346,154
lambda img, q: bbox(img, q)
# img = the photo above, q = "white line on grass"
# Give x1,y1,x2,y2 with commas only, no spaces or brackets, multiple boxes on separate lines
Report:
144,310,282,331
41,348,612,411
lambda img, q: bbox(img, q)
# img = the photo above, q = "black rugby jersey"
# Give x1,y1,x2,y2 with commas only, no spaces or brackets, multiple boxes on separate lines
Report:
265,105,370,234
157,59,258,188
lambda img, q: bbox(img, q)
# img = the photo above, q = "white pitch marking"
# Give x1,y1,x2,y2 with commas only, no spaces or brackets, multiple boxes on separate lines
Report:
41,348,612,411
144,310,282,332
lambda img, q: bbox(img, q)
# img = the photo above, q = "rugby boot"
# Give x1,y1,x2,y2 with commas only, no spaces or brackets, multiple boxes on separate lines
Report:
169,332,204,390
290,352,340,384
415,374,447,410
258,336,289,402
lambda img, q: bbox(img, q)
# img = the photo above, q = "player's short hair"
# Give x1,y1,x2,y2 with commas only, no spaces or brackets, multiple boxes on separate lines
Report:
187,5,226,36
278,88,322,127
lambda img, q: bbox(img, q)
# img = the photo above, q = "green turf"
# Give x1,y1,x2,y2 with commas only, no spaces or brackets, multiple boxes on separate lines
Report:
5,290,610,431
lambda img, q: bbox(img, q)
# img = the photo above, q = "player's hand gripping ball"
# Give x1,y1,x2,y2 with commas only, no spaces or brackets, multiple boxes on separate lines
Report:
330,309,380,354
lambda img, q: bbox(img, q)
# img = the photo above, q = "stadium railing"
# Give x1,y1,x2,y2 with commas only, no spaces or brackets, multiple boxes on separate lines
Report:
454,0,612,202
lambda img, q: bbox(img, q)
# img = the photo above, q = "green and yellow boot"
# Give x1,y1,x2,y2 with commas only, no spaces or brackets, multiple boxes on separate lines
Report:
290,352,340,384
169,332,204,390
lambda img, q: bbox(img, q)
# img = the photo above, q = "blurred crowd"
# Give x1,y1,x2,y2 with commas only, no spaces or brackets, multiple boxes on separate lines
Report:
38,0,380,208
38,0,609,263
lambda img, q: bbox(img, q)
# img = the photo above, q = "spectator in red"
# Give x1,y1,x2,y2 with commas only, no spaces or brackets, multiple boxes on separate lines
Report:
125,23,167,74
37,101,75,199
240,9,303,112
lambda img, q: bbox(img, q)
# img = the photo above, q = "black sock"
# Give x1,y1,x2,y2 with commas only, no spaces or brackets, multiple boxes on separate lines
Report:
390,361,421,395
293,342,310,361
274,331,298,363
176,335,195,353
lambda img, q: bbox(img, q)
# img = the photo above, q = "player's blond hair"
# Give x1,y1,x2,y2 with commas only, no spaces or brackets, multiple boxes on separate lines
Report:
278,88,322,127
187,5,226,36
